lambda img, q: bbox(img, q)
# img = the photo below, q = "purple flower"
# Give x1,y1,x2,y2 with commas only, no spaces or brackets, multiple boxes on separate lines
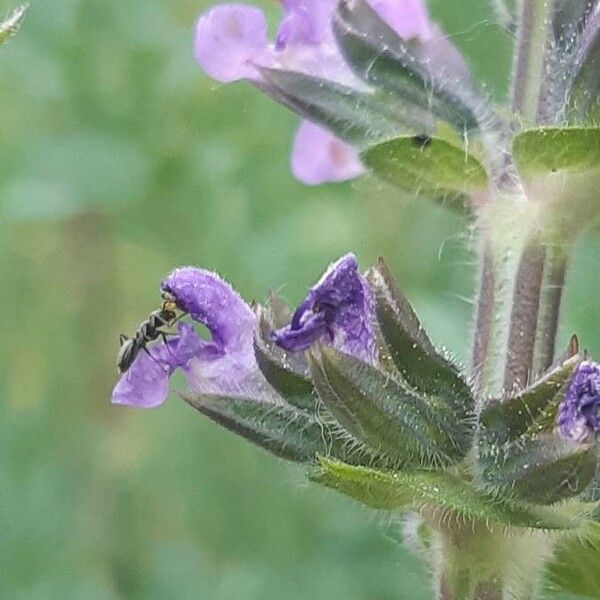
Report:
111,268,268,409
194,0,435,185
291,121,364,185
557,361,600,442
271,253,377,364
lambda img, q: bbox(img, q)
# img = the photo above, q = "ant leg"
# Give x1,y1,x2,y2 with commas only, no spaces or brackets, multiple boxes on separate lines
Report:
141,345,168,372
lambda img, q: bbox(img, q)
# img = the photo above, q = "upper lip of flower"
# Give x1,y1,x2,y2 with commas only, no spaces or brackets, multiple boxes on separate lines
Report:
557,360,600,442
270,253,377,364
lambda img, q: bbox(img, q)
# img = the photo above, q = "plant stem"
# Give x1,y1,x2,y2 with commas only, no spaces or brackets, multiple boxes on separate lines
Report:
531,245,568,376
503,241,545,390
511,0,554,123
471,244,495,392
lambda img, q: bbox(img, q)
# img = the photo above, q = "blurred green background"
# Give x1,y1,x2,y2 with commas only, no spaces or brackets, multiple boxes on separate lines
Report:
0,1,598,598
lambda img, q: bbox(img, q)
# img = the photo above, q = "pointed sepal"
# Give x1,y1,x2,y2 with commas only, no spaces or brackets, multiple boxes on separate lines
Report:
367,258,475,456
259,68,409,147
478,354,581,445
332,0,481,133
476,433,596,504
184,393,336,463
253,303,315,411
309,344,473,468
476,354,592,504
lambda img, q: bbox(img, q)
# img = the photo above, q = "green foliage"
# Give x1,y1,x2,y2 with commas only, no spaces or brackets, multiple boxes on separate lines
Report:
0,0,597,598
311,458,592,531
548,523,600,599
360,135,487,210
513,127,600,175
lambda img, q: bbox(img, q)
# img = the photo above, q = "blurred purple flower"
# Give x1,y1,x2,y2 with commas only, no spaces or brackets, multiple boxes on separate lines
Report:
194,0,434,184
111,267,265,409
271,253,377,364
557,361,600,442
291,121,364,184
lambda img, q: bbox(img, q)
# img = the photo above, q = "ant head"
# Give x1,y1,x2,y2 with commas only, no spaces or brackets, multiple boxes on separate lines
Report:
160,290,179,313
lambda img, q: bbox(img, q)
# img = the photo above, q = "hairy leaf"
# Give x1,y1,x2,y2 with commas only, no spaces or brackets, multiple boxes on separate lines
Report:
311,458,591,530
513,127,600,175
361,135,487,208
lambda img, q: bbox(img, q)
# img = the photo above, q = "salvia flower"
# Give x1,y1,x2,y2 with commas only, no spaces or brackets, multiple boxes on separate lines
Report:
271,253,377,364
112,267,266,408
194,0,443,184
557,361,600,442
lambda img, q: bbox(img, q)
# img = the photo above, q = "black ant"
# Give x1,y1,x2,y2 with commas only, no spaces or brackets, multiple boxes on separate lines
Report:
117,292,186,374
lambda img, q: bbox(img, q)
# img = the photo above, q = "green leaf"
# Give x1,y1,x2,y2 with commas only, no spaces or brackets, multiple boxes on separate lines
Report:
253,305,315,412
260,68,413,147
0,4,27,48
309,346,474,468
360,135,487,208
548,523,600,598
184,394,335,464
367,258,475,426
476,433,596,505
311,457,591,530
513,127,600,175
332,0,479,133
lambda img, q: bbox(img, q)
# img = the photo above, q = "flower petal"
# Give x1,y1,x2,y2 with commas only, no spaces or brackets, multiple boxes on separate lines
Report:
272,253,377,363
368,0,431,40
112,353,170,409
161,267,270,397
557,361,600,442
291,121,365,185
276,0,337,48
161,266,255,352
111,323,203,409
195,4,268,82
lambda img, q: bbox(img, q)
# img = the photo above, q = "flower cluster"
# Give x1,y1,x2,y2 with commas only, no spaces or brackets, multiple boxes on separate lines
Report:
193,0,465,185
112,253,375,408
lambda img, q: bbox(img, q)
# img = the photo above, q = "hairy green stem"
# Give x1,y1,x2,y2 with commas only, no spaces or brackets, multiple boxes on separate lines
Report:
511,0,554,123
